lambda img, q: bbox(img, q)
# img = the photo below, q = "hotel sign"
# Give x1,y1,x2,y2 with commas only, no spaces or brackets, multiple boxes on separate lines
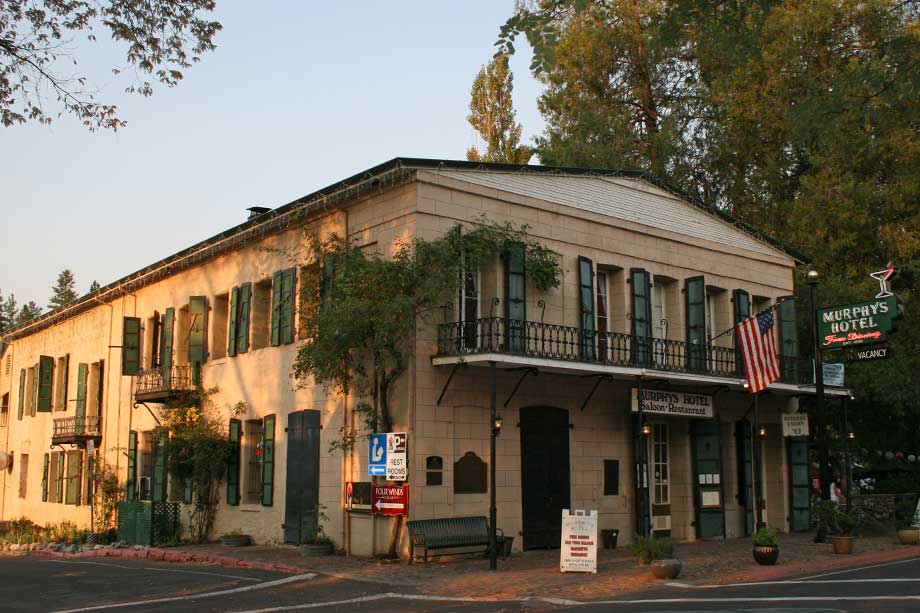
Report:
631,389,714,419
817,296,898,351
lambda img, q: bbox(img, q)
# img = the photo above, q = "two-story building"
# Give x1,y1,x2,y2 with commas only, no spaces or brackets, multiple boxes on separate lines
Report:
0,158,845,555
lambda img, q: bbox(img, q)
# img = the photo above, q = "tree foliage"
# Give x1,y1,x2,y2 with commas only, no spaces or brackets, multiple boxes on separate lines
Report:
49,269,77,310
466,54,532,164
293,219,561,443
17,300,42,325
0,0,221,130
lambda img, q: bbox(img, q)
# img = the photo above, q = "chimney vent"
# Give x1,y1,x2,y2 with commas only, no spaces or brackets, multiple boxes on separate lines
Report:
246,206,271,220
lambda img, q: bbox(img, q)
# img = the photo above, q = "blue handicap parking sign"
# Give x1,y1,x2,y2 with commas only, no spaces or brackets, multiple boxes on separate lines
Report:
368,433,387,476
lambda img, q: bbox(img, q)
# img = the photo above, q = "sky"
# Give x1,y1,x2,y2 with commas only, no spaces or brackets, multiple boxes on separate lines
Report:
0,2,544,309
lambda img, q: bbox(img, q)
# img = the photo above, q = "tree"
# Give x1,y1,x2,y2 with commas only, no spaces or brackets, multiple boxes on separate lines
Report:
17,301,42,325
466,55,532,164
49,269,78,310
88,280,101,293
1,1,221,130
1,293,17,331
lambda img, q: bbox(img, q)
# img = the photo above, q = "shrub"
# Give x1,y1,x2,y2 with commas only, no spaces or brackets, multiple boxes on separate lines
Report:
631,534,675,563
752,527,778,547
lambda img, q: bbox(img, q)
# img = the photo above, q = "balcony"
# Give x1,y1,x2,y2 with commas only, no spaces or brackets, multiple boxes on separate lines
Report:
134,364,197,404
436,317,812,386
52,415,102,447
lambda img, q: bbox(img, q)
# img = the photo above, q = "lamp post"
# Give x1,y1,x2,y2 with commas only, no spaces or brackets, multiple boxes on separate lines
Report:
806,270,831,501
844,393,853,513
489,360,498,570
752,394,764,530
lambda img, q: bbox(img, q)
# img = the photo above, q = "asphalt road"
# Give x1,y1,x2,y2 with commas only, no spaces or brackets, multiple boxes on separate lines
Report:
4,554,920,612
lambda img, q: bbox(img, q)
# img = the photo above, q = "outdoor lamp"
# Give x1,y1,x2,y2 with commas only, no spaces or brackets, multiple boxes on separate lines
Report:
641,424,652,436
742,381,749,390
848,431,856,440
806,270,820,284
493,416,504,436
758,424,768,438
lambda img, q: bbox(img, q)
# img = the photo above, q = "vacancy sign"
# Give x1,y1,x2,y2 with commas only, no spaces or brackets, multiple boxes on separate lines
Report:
560,509,598,574
372,484,409,516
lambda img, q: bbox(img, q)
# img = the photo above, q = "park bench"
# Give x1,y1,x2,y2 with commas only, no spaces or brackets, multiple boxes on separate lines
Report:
406,516,502,564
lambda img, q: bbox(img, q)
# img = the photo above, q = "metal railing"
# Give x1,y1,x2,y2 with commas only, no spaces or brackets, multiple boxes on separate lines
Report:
437,317,812,385
52,415,101,438
135,364,196,399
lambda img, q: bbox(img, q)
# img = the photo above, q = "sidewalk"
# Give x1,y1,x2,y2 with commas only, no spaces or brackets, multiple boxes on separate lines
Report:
31,532,917,602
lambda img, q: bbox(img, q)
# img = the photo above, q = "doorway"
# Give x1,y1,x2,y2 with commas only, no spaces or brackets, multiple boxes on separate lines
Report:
520,407,571,549
283,410,321,544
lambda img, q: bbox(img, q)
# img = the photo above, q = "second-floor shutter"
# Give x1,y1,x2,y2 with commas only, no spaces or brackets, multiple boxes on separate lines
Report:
228,287,239,357
236,283,251,355
31,362,39,416
630,269,652,366
685,276,707,371
270,270,283,347
160,308,175,386
122,317,141,375
37,355,53,412
188,297,208,363
75,363,88,427
280,268,296,345
778,298,798,379
505,244,526,352
578,257,595,360
17,369,24,420
733,290,750,375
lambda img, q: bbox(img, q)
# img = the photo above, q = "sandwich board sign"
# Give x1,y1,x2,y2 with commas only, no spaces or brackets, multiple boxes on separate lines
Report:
560,509,598,574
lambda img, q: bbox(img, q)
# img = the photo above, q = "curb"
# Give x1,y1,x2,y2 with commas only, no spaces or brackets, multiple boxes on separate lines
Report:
31,547,308,575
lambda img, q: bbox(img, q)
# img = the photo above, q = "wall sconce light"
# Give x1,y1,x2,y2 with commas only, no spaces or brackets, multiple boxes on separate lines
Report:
493,416,504,436
641,424,652,436
758,425,768,438
848,431,856,440
742,381,749,390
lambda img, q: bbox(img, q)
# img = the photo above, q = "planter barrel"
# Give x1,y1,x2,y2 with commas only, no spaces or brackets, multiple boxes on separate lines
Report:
650,558,682,579
831,536,855,555
897,528,920,545
752,545,779,565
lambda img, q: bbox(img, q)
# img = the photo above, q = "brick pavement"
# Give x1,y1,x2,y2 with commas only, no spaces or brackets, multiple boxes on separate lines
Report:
32,532,920,601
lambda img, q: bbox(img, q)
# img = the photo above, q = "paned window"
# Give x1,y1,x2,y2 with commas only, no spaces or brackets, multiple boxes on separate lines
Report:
244,420,264,504
139,431,154,500
653,283,667,339
685,277,707,370
596,271,610,360
0,393,8,427
652,423,670,505
578,256,595,360
504,244,526,352
459,261,480,350
630,269,652,366
426,456,443,486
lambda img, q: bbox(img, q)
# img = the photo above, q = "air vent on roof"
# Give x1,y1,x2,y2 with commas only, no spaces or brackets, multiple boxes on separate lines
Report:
247,206,271,220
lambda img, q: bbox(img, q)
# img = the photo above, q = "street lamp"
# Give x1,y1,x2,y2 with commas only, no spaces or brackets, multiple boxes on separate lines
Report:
488,361,498,571
806,270,831,501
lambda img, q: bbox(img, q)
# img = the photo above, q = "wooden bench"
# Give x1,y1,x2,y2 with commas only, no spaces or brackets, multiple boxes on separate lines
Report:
406,516,502,564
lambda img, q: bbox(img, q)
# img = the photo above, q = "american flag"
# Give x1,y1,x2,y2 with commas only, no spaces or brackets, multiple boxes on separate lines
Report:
736,310,780,393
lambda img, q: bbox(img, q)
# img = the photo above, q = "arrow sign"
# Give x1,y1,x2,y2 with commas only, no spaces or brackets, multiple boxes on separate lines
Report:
372,484,409,517
368,433,388,477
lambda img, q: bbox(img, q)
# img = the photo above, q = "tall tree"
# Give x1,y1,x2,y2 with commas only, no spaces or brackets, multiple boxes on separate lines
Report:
49,269,78,310
1,294,17,331
89,280,101,293
17,301,42,325
466,55,532,164
1,1,221,130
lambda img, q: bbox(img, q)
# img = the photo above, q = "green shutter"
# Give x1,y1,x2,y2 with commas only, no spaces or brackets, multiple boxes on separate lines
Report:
578,257,595,360
75,363,88,431
281,268,296,345
41,454,49,502
733,290,751,375
261,415,275,506
227,419,241,505
778,298,798,358
151,428,167,503
126,431,137,501
270,270,283,347
31,362,39,416
685,276,707,371
228,287,239,357
65,451,82,505
631,269,652,366
62,354,69,411
505,244,526,352
17,368,25,420
236,283,251,354
56,451,65,503
160,308,174,386
188,296,208,363
122,317,141,375
37,356,53,412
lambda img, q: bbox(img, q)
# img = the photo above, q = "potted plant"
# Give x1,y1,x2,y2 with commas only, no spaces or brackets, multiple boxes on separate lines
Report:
895,498,919,545
632,534,680,579
830,508,860,555
751,527,779,565
219,531,251,547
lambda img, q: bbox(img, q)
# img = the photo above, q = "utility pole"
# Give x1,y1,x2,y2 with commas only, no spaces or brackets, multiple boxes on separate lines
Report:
489,361,498,570
807,270,831,501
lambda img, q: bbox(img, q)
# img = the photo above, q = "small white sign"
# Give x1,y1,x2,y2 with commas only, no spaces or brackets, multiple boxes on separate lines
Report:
631,389,714,419
782,413,810,438
386,432,407,482
87,439,95,458
560,509,598,574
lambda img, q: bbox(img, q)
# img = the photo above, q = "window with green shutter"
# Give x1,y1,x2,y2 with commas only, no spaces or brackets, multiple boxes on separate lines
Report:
505,244,526,353
151,427,167,503
733,290,750,375
65,451,82,505
236,283,251,355
126,431,137,501
17,368,24,421
55,451,65,503
578,257,596,360
188,296,208,363
31,362,39,416
159,308,174,386
270,271,283,347
122,317,141,375
631,269,652,366
261,414,275,506
271,269,297,347
685,276,707,371
228,287,239,357
37,356,53,412
75,363,88,432
41,454,49,502
778,298,798,380
227,419,241,505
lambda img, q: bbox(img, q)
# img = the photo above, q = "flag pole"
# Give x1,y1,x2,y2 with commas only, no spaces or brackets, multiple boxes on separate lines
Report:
708,297,789,345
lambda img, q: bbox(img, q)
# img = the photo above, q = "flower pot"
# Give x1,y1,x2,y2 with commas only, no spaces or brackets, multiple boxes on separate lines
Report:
753,545,779,565
601,529,619,549
220,534,251,547
650,558,682,579
897,528,920,545
301,542,334,556
831,536,854,555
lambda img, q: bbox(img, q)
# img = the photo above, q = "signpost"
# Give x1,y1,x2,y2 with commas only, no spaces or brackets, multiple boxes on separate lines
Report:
782,413,810,438
372,484,408,516
631,389,713,419
560,509,598,573
367,433,407,481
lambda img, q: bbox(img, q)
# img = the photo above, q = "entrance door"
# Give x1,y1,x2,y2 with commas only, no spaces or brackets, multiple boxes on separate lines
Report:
650,423,671,535
735,420,754,536
283,410,321,544
520,407,571,549
788,437,811,531
692,419,725,538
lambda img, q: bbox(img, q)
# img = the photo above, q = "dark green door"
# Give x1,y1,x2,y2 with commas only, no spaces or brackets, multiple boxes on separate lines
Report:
692,420,725,538
520,407,570,549
735,420,754,536
284,410,321,544
788,437,811,531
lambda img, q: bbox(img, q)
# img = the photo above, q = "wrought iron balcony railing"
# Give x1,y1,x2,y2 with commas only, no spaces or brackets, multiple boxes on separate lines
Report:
52,415,102,445
437,317,813,386
134,364,197,403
